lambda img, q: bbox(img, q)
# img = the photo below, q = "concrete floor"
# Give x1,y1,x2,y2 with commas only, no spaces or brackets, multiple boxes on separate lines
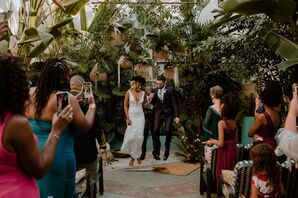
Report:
98,149,217,198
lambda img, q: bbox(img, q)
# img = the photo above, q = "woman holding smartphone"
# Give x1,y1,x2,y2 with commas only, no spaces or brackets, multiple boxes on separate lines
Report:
26,59,96,198
0,54,73,197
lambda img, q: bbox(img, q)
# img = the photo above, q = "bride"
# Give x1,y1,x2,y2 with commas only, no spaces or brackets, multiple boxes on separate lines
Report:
121,76,149,166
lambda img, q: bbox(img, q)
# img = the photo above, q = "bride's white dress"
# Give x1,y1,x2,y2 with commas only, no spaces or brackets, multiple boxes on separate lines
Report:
120,90,145,159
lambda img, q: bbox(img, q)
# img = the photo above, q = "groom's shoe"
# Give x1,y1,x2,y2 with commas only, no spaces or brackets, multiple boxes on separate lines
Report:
140,153,145,160
152,151,160,160
163,149,169,161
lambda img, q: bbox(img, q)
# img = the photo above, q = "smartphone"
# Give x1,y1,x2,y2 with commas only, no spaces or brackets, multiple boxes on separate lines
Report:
82,82,92,99
56,92,69,114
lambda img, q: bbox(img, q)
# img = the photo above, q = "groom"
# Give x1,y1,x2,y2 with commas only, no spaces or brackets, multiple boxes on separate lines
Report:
151,75,180,160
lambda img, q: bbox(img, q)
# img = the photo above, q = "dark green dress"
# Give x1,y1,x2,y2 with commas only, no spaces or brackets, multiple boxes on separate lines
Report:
203,105,221,141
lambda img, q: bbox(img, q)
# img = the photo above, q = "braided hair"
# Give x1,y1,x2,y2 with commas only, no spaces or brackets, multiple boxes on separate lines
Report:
0,54,30,121
34,59,70,119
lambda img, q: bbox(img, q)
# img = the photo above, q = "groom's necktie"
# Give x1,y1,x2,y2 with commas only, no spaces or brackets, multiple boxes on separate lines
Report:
158,89,163,102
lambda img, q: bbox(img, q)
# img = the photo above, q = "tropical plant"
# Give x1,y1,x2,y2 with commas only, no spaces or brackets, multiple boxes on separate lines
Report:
212,0,298,70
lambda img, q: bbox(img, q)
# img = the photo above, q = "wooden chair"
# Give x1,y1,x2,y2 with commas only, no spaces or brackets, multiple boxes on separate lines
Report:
200,145,218,198
221,160,253,198
281,160,298,198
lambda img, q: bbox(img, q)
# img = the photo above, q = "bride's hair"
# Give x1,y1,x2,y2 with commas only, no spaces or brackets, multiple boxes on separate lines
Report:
131,76,145,85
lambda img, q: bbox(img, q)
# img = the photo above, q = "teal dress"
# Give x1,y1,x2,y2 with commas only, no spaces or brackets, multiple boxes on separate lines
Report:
29,119,75,198
202,106,221,141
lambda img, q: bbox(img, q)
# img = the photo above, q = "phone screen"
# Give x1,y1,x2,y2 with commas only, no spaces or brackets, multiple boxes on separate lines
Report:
82,82,92,99
57,92,69,114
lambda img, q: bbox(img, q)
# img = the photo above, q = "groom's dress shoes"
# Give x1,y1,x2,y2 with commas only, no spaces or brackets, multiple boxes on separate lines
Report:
153,155,160,160
163,149,169,161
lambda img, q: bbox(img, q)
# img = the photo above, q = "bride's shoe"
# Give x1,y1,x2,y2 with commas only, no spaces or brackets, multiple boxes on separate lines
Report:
137,158,141,165
129,158,135,167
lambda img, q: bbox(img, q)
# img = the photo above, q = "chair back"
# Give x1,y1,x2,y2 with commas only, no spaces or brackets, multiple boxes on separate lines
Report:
233,160,253,197
281,160,298,198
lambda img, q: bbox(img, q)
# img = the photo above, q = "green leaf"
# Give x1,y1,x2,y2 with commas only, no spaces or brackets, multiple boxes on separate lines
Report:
264,31,298,59
21,28,53,45
223,0,279,16
61,0,89,15
28,37,54,58
276,58,298,70
80,7,87,31
0,40,9,53
209,13,242,29
49,17,73,30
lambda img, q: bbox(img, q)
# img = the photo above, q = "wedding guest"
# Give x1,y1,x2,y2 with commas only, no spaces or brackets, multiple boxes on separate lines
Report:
251,143,284,198
150,75,180,161
70,75,101,197
0,54,73,197
248,81,283,149
278,83,298,161
204,93,239,189
202,85,223,141
121,76,146,166
140,86,155,160
27,59,96,198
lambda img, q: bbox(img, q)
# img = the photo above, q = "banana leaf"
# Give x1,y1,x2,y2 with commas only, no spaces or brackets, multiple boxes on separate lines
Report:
28,37,53,58
223,0,279,16
264,31,298,60
49,17,73,31
209,13,242,29
60,0,89,15
80,6,87,31
276,58,298,70
22,28,53,44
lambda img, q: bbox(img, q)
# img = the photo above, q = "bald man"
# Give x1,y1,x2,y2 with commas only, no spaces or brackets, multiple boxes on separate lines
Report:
70,75,101,197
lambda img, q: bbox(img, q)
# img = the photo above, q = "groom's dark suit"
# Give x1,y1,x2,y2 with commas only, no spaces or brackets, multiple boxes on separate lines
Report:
151,85,179,159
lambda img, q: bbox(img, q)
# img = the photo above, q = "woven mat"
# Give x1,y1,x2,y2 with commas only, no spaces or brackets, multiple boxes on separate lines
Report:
126,161,200,176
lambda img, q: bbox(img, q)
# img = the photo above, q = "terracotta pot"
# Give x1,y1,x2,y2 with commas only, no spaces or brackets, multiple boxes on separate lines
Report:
152,50,168,61
164,68,174,79
89,64,108,81
135,63,153,80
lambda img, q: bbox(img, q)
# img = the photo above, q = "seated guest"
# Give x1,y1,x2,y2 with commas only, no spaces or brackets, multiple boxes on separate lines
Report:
27,59,96,198
70,75,101,197
0,54,73,197
248,81,283,149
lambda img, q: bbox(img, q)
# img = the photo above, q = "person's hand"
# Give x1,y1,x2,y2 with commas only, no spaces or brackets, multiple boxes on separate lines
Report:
253,134,263,142
289,83,298,116
0,21,8,40
74,89,83,102
175,117,180,124
202,139,213,146
126,118,132,126
52,105,73,136
87,88,95,105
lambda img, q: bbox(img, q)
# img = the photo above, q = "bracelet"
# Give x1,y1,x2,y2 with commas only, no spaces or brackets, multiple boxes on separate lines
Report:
52,133,60,140
89,103,96,109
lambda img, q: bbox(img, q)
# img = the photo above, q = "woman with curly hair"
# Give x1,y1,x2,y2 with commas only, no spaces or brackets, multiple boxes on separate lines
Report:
248,81,283,149
250,143,284,198
204,92,239,189
27,59,96,198
0,54,73,197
